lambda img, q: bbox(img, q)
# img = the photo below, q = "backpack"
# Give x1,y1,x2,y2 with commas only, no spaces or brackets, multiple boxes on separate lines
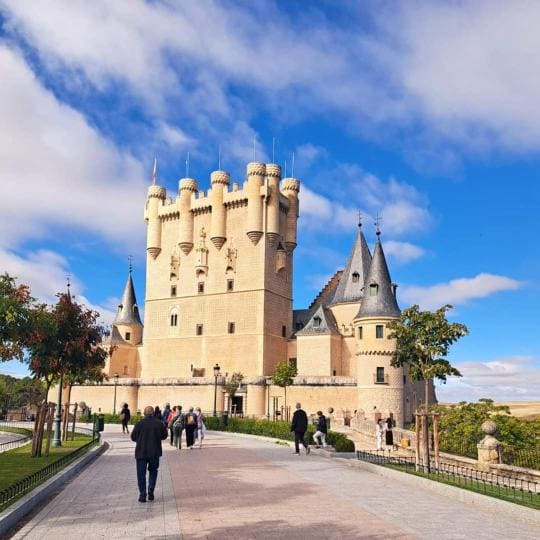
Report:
173,414,184,429
186,414,195,426
119,412,125,421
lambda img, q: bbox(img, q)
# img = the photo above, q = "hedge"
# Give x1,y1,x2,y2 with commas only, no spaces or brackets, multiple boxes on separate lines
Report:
205,417,355,452
88,413,144,425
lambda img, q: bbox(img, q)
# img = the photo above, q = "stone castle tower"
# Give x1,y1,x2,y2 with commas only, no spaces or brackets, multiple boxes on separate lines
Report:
141,162,299,379
71,160,435,425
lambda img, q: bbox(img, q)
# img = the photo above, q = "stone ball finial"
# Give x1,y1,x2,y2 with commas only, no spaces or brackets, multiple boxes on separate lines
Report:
481,420,497,436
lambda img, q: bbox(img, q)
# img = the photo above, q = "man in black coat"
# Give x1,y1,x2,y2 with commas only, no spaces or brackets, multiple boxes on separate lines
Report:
131,405,168,502
290,402,310,455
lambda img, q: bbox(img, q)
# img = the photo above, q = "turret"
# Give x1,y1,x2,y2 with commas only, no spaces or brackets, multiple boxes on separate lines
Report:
281,177,300,252
265,163,281,247
178,178,197,255
146,185,166,259
113,270,143,346
210,170,230,250
246,162,266,245
354,232,404,425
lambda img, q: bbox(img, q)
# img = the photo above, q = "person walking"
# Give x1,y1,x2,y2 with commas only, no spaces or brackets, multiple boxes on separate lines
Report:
195,407,206,448
131,405,168,503
375,419,384,450
291,402,310,455
184,407,197,449
172,406,184,448
166,406,176,445
385,415,394,448
154,405,162,420
313,410,328,448
120,403,131,434
162,403,171,424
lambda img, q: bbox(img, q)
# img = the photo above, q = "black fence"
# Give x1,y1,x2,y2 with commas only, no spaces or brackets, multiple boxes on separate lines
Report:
0,432,100,510
500,446,540,471
356,449,540,509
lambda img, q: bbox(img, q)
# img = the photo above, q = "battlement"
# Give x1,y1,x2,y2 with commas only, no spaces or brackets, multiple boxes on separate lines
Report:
145,161,300,255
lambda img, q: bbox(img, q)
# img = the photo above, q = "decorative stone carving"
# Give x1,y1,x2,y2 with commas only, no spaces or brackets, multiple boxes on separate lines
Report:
195,227,209,276
225,239,237,273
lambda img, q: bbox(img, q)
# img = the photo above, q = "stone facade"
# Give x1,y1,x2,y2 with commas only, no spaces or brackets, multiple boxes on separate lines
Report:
71,161,436,426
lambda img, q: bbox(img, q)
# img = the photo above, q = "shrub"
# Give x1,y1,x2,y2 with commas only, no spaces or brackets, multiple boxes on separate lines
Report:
97,412,144,425
204,416,355,452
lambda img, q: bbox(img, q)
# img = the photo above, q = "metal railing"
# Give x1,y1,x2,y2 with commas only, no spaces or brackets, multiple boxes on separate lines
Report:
356,449,540,509
500,445,540,471
0,433,32,453
0,426,100,510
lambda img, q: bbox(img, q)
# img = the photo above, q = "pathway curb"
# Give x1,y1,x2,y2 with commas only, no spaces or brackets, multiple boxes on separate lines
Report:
345,458,540,525
0,441,107,537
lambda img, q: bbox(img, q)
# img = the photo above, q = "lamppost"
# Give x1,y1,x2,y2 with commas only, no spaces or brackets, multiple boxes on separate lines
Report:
52,375,63,447
113,373,119,414
213,363,221,417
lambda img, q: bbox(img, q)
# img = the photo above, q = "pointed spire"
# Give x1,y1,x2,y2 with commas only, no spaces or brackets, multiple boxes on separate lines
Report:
66,275,72,303
151,157,157,185
331,224,372,304
356,234,400,319
113,270,142,326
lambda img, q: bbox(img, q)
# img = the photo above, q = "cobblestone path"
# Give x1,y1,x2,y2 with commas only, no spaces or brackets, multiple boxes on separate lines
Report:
8,426,539,539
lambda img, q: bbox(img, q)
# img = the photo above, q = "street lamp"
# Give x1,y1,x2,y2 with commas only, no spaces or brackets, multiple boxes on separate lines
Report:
113,373,119,415
213,363,221,417
52,375,64,447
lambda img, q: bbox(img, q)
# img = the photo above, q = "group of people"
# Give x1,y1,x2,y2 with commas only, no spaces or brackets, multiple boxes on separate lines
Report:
121,402,206,450
290,403,328,455
375,416,395,450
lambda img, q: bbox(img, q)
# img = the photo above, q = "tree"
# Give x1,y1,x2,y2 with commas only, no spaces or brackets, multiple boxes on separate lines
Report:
433,399,540,455
271,361,297,412
388,304,468,411
0,273,35,361
224,372,244,413
25,292,108,455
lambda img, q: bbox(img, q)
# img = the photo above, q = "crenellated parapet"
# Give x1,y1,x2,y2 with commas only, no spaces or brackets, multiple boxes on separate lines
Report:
144,161,300,258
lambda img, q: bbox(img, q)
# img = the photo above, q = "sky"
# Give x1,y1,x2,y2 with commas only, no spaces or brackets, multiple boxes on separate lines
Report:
0,0,539,402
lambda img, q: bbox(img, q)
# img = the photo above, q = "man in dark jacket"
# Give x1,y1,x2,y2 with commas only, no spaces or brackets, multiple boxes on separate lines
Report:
290,402,310,455
131,405,168,502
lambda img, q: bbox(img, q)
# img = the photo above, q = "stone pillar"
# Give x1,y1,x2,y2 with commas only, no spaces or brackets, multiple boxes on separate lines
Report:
477,420,501,472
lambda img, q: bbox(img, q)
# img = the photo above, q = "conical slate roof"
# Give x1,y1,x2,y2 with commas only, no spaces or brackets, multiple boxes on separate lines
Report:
113,272,142,325
331,227,372,304
296,304,339,335
356,236,400,319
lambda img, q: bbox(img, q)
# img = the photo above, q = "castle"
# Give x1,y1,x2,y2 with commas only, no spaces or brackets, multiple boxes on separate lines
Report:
71,161,434,427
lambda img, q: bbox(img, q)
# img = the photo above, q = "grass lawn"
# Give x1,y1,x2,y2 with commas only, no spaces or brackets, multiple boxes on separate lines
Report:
0,434,93,492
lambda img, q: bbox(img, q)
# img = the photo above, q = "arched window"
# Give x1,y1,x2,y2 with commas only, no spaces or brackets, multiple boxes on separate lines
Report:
352,272,360,283
170,308,178,327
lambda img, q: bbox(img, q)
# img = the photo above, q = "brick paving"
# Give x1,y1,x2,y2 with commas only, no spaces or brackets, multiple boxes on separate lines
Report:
7,426,539,539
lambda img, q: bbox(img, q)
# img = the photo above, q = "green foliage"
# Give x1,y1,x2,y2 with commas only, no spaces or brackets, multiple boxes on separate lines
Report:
0,374,45,409
271,361,297,410
388,304,468,407
272,361,297,388
98,412,144,425
434,399,540,457
204,417,355,452
26,293,108,393
224,372,244,400
0,273,35,361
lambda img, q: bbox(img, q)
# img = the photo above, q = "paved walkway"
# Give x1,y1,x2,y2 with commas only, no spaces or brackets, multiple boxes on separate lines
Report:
8,426,539,539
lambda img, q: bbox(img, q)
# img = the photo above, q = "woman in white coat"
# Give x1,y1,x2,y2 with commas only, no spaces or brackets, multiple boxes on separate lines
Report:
375,419,384,450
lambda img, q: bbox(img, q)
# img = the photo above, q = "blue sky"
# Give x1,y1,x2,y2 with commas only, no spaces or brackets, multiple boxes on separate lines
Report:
1,1,539,401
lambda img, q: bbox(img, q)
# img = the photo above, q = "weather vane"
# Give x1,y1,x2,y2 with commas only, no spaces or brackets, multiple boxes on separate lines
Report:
374,213,382,236
128,255,133,273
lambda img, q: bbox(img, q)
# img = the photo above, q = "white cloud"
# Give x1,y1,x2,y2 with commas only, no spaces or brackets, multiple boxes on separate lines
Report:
0,45,146,251
0,248,115,325
384,241,425,265
400,273,522,310
437,356,540,402
299,167,430,238
3,0,540,159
